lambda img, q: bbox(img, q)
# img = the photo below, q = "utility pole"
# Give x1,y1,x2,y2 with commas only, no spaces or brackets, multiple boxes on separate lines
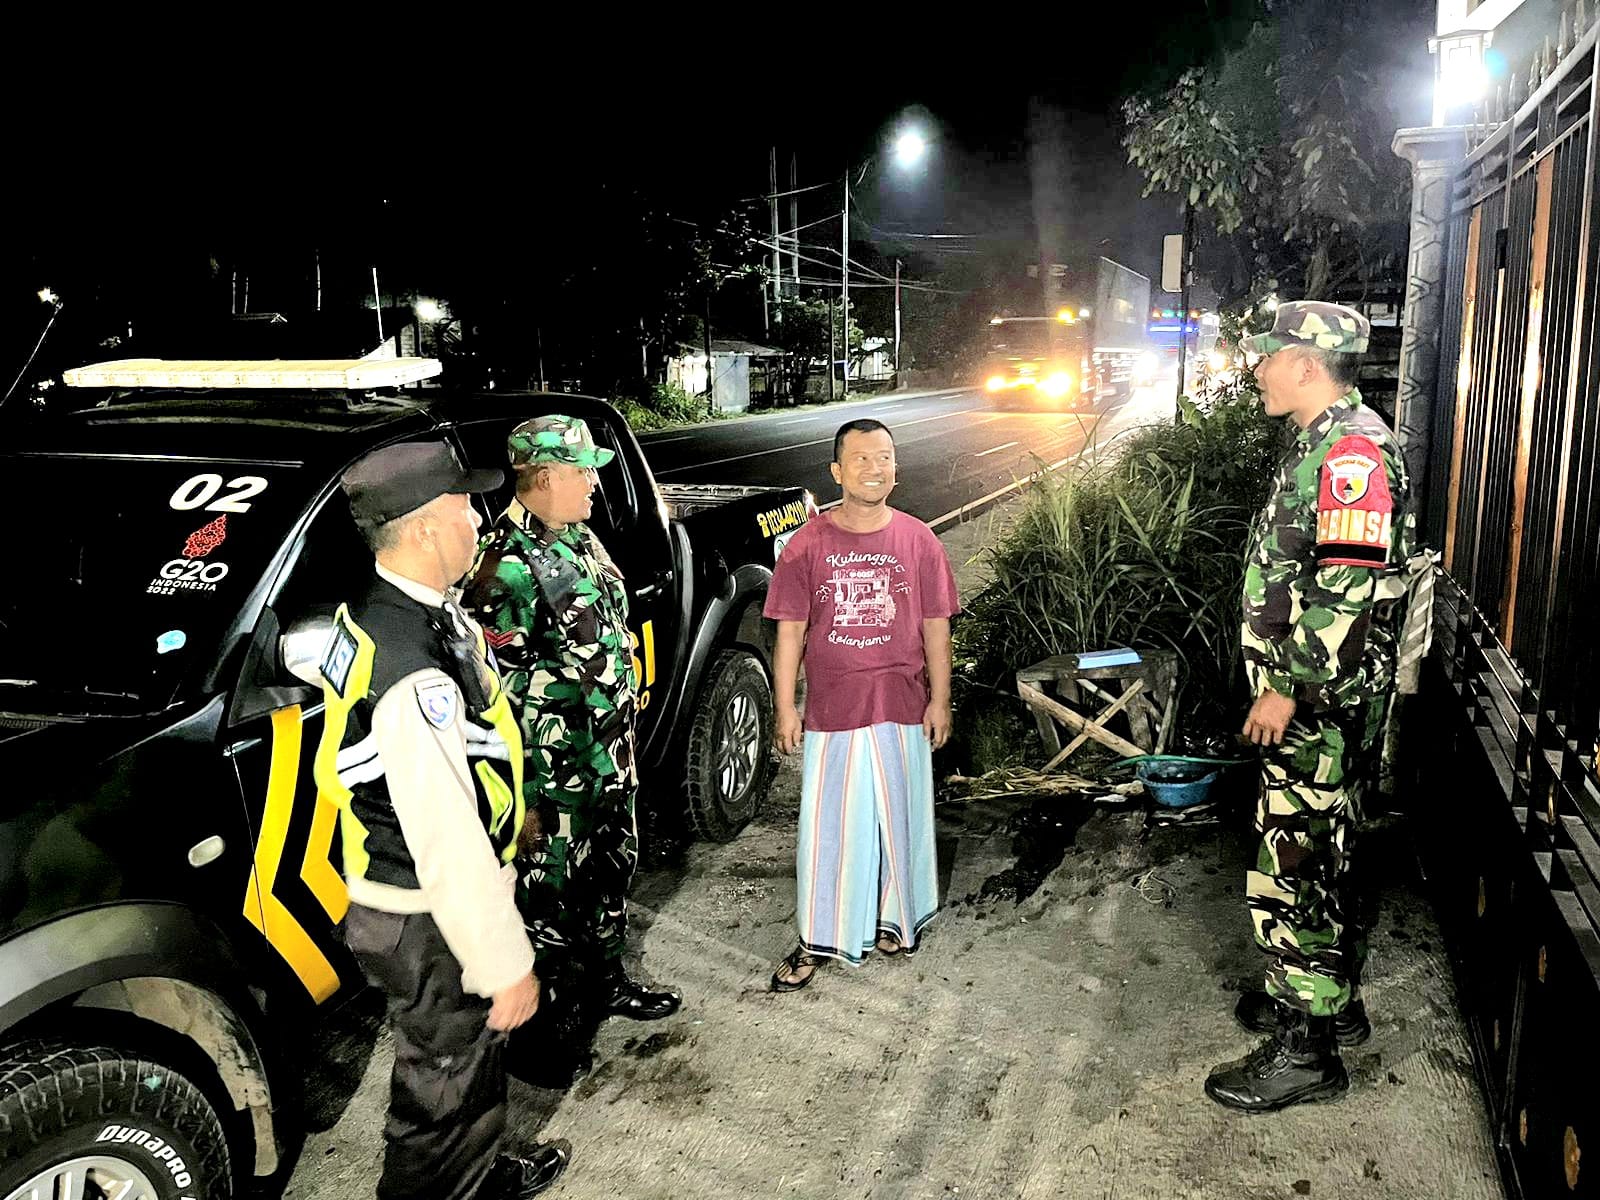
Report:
789,154,800,293
828,294,837,401
704,292,715,415
372,267,384,346
1174,200,1195,422
894,258,902,382
770,147,782,327
841,169,850,397
315,249,322,312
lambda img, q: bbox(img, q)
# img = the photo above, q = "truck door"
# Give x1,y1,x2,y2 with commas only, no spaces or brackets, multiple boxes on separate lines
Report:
222,490,371,1009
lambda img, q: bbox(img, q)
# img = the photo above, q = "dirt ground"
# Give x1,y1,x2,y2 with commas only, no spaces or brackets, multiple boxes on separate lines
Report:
281,503,1505,1200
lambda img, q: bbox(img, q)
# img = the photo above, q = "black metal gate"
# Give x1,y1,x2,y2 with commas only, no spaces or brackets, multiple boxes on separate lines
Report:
1421,19,1600,1199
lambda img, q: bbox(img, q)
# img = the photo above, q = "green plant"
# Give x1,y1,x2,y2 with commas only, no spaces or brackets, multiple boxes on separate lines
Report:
953,691,1043,784
613,380,719,434
954,390,1282,763
646,381,704,423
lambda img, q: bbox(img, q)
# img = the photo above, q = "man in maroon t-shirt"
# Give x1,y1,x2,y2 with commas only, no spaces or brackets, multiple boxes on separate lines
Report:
763,419,960,991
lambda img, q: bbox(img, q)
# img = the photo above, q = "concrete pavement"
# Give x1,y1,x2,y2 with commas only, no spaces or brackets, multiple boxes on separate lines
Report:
282,497,1503,1200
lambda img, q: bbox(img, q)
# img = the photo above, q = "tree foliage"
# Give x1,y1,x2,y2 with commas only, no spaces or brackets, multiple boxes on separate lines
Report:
1121,2,1423,303
769,296,863,367
1122,69,1270,235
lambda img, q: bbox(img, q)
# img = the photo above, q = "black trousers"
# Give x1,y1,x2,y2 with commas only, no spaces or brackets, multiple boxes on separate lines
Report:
344,905,506,1200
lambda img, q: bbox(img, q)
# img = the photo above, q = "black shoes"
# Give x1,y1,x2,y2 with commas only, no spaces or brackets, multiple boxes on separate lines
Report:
599,968,682,1021
1233,989,1371,1047
1206,1012,1349,1113
487,1140,571,1198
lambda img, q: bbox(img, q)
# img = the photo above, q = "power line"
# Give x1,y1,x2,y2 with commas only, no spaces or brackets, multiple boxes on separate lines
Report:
776,212,841,239
754,237,900,285
743,180,835,202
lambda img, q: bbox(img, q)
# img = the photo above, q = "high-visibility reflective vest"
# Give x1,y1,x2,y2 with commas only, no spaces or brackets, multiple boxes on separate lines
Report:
312,577,525,891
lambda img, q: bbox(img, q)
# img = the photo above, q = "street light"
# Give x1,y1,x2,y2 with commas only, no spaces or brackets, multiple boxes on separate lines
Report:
894,130,927,169
1430,28,1492,125
416,298,446,322
842,128,934,396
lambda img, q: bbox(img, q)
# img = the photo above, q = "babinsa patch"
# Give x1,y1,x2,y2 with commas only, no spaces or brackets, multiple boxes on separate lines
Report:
1316,434,1394,568
1327,451,1377,504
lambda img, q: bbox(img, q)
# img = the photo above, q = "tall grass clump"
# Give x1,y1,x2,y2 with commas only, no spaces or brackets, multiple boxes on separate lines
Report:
953,389,1282,768
616,381,714,432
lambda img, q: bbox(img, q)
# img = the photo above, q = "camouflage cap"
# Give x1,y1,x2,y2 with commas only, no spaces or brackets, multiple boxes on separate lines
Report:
1242,301,1370,356
507,414,616,469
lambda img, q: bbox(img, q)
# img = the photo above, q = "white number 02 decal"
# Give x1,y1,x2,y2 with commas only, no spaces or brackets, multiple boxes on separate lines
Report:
170,473,269,513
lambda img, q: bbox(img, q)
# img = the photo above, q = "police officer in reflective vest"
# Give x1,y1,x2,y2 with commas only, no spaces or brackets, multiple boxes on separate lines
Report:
313,441,570,1199
1205,302,1419,1113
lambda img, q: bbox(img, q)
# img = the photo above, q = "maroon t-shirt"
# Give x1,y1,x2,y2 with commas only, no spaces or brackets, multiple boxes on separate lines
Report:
763,509,961,732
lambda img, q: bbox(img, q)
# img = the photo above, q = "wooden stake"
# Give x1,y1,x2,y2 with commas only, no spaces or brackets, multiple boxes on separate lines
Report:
1044,680,1148,771
1018,681,1147,761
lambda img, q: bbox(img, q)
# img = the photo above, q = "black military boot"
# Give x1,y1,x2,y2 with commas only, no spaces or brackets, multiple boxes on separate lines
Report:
599,963,682,1021
486,1140,571,1198
1233,989,1371,1047
1205,1011,1349,1112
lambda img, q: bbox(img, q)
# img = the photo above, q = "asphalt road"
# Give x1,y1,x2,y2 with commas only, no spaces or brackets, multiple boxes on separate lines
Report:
637,382,1179,529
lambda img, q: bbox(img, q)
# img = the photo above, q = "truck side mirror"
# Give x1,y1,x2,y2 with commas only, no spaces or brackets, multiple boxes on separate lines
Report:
280,609,337,688
228,606,329,727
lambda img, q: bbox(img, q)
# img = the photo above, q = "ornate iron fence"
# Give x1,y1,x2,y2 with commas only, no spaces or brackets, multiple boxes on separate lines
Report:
1420,18,1600,1198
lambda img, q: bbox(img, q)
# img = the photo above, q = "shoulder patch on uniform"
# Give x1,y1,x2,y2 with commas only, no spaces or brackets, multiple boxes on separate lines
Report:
1317,434,1394,567
320,617,360,697
416,678,458,730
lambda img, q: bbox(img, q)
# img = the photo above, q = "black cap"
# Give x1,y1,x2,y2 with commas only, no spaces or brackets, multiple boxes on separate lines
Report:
341,441,504,527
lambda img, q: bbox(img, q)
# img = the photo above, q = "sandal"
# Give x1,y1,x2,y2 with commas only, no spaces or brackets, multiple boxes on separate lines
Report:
875,931,918,958
771,946,820,992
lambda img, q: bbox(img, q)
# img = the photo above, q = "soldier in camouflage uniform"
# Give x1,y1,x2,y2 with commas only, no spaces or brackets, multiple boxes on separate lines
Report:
462,415,681,1027
1205,301,1418,1113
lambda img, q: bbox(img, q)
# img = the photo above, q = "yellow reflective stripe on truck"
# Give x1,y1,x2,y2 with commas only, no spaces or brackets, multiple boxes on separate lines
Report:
241,705,343,1003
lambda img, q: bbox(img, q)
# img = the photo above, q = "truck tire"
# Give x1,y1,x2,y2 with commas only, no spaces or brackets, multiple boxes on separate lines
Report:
685,650,774,842
0,1041,232,1200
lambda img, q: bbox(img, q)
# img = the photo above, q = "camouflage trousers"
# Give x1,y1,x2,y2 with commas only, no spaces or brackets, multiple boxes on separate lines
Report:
516,716,640,967
1249,691,1389,1017
517,775,639,966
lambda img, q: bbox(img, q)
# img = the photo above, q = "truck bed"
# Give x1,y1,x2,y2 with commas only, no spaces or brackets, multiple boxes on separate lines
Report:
659,482,786,518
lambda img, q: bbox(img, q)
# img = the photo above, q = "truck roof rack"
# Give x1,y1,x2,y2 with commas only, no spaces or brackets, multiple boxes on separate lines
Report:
62,358,442,390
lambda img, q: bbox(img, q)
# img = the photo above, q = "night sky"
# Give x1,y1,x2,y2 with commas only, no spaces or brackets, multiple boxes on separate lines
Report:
4,7,1435,387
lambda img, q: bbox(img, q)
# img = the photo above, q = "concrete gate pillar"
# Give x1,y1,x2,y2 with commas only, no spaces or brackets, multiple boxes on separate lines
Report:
1391,126,1471,506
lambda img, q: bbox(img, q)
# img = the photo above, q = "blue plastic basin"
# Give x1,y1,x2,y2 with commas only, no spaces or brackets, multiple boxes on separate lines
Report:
1135,758,1221,808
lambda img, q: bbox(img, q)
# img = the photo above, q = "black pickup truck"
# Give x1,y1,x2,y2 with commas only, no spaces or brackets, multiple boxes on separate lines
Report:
0,359,813,1199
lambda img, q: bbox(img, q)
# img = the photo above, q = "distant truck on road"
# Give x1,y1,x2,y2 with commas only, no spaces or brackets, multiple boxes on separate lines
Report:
981,256,1156,407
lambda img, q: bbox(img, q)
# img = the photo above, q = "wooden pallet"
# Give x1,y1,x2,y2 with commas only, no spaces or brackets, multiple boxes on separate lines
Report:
1015,650,1179,770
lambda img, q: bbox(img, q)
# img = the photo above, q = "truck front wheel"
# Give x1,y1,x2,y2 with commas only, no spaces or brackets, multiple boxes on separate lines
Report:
684,650,775,842
0,1041,232,1200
